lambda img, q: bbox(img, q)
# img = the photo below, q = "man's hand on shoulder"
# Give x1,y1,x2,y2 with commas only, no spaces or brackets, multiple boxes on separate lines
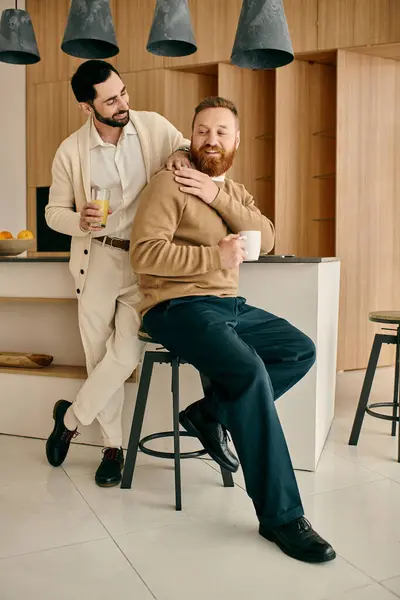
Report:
165,150,192,171
174,167,219,205
218,234,247,269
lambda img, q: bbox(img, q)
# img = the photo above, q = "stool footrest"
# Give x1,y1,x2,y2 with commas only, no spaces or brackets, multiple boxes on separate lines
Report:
366,402,400,422
139,431,208,460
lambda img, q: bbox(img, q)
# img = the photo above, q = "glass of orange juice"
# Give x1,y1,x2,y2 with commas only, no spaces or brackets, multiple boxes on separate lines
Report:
91,188,111,228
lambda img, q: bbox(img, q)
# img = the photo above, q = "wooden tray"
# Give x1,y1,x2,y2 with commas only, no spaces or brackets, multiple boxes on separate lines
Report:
0,352,53,369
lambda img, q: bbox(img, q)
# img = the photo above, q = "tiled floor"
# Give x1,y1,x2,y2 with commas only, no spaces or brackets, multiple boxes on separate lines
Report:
1,367,400,599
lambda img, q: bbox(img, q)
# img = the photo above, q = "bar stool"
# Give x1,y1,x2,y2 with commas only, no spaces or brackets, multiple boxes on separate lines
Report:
349,311,400,462
121,329,235,510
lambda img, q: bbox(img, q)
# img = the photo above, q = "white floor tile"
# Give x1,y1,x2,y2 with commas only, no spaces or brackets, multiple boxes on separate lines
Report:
70,457,251,536
382,576,400,597
323,583,398,600
0,435,64,488
116,519,371,600
210,449,384,498
0,475,107,558
0,538,154,600
303,479,400,581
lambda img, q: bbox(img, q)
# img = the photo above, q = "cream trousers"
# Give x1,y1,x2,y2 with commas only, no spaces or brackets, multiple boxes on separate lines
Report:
72,240,144,447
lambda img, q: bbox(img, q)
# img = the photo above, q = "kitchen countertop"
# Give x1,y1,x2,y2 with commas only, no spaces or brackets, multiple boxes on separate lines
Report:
0,255,339,264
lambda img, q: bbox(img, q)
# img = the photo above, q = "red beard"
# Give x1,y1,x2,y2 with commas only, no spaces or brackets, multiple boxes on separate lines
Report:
190,144,236,177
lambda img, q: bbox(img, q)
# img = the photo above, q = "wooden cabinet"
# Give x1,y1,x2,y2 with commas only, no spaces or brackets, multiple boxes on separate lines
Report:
115,0,163,74
274,59,336,257
318,0,400,50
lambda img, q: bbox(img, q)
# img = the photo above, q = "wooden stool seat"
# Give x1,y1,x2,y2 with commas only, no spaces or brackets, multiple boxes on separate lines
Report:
369,311,400,325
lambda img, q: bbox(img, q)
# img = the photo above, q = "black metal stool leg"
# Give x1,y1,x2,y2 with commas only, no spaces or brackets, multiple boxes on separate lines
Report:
171,358,182,511
349,334,383,446
200,373,235,488
121,354,154,489
392,329,400,438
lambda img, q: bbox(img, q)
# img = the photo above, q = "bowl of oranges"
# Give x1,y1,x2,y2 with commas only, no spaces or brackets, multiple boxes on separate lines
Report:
0,230,35,256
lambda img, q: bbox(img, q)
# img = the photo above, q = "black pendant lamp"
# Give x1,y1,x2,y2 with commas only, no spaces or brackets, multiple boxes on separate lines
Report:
147,0,196,57
0,1,40,65
231,0,294,69
62,0,119,59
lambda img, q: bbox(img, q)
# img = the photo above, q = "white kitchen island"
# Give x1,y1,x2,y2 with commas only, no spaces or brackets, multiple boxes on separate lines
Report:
0,255,340,471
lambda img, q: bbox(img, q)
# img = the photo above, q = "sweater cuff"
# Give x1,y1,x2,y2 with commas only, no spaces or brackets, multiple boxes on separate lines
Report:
210,188,230,211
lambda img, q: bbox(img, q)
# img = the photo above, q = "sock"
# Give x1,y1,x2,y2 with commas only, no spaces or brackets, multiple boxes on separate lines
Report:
64,406,79,431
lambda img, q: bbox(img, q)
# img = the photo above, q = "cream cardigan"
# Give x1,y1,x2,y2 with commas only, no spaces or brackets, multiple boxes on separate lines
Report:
45,110,189,294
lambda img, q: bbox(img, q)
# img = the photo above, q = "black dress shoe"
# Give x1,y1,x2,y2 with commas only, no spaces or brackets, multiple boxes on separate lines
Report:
179,400,239,473
260,517,336,563
95,447,124,487
46,400,78,467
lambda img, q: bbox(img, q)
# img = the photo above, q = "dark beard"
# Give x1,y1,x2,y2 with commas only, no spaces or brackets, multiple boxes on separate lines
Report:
91,105,129,128
190,144,236,177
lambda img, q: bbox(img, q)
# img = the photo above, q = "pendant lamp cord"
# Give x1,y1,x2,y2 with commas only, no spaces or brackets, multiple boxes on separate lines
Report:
15,0,18,8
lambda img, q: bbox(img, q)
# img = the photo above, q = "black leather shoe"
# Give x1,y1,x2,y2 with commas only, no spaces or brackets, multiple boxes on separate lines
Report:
46,400,78,467
95,447,124,487
260,517,336,563
179,400,239,473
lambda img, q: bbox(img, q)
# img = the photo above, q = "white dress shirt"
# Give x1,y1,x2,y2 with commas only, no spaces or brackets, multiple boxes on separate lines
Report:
90,119,147,240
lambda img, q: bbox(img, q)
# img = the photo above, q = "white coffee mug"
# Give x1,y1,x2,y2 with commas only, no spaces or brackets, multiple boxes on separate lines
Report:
239,230,261,262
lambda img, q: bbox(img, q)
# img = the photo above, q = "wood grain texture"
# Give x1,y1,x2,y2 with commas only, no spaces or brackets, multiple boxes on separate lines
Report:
0,352,53,368
0,364,138,382
164,0,242,69
26,188,38,253
218,63,275,221
274,60,336,257
26,0,117,84
123,69,217,138
284,0,318,53
27,81,70,188
115,0,164,73
336,50,400,370
318,0,400,51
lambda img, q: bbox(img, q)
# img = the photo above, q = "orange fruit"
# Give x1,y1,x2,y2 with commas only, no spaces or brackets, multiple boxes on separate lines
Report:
0,231,14,240
17,229,34,240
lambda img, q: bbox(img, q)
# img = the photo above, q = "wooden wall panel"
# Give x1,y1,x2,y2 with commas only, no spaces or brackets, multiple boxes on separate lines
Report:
274,60,336,257
164,0,242,69
27,81,70,188
318,0,400,51
218,64,275,221
336,50,400,370
164,71,217,138
284,0,318,53
115,0,163,73
26,0,117,85
123,69,217,138
122,69,167,116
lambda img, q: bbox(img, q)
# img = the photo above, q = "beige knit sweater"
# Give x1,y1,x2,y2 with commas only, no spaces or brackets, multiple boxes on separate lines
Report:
130,169,275,314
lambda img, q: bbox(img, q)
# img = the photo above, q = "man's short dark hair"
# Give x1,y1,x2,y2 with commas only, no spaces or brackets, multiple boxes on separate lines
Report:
71,60,121,104
192,96,239,130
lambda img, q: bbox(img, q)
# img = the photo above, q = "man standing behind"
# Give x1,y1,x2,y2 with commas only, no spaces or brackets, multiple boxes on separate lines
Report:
45,60,191,487
130,96,336,563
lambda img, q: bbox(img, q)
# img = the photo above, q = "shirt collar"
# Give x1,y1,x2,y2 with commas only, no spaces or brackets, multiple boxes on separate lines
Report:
90,117,137,149
211,175,226,182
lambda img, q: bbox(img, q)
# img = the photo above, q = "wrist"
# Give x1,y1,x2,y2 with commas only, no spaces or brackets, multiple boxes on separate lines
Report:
176,145,190,153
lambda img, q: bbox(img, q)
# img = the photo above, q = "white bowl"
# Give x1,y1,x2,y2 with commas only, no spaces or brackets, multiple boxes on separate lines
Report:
0,239,35,256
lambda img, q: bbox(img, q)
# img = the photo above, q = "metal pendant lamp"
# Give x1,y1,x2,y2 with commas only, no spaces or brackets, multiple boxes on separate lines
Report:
231,0,294,70
62,0,119,59
0,1,40,65
147,0,197,57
